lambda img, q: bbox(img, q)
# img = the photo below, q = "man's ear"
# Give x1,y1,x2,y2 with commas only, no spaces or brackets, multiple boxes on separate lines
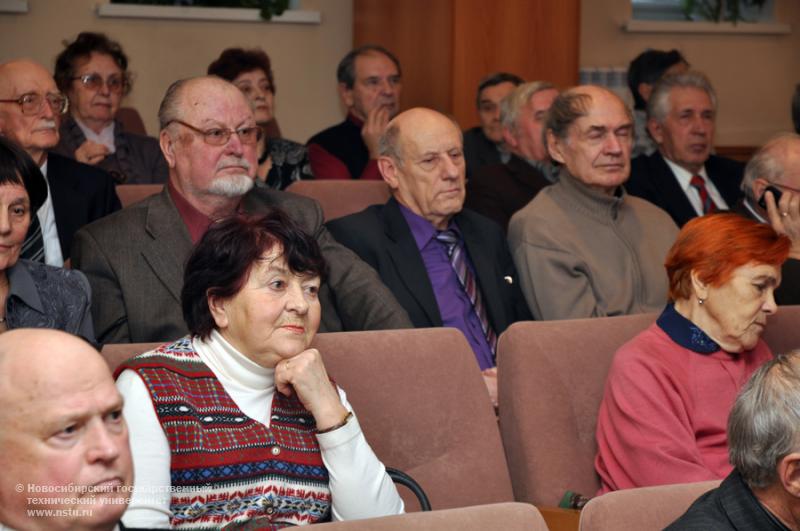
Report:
753,178,770,202
777,452,800,498
647,118,664,145
378,156,399,189
159,130,177,168
207,291,229,330
338,82,354,109
502,127,518,149
689,269,710,302
546,130,566,165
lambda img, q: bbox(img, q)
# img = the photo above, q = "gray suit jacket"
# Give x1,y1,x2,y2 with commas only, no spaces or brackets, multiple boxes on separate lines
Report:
71,186,412,344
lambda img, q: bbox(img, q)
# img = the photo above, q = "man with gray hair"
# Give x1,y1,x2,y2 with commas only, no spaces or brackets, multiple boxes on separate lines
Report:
72,75,412,343
733,133,800,305
466,81,558,231
667,351,800,530
627,71,744,227
508,85,677,320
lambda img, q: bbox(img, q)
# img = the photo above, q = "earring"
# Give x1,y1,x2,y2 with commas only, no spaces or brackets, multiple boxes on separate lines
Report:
698,297,705,305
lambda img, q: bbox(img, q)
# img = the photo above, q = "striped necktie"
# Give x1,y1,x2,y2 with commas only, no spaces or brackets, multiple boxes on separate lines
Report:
690,175,718,215
435,229,497,356
20,214,45,263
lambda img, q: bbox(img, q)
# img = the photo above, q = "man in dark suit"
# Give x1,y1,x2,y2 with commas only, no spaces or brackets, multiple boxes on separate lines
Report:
0,59,120,265
466,81,558,231
733,133,800,305
328,108,531,406
72,76,411,344
667,353,800,530
627,71,743,227
462,72,523,178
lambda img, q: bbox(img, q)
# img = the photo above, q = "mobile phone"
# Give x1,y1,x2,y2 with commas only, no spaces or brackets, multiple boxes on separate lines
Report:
758,185,784,210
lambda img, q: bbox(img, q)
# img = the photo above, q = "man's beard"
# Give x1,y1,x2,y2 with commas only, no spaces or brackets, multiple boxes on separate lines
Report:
207,174,254,198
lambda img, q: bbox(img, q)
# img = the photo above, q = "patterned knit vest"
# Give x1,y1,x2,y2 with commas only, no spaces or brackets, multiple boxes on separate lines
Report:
116,337,332,530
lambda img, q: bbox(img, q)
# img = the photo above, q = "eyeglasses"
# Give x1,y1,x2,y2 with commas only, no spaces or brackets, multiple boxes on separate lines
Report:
71,73,129,95
0,92,69,116
166,119,262,146
772,182,800,195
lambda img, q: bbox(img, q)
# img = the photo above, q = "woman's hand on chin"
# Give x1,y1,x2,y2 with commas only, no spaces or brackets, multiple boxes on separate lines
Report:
75,140,110,165
274,348,348,430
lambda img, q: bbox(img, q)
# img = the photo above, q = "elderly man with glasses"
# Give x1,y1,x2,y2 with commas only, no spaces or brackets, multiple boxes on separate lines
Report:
71,75,412,344
0,59,120,266
732,133,800,305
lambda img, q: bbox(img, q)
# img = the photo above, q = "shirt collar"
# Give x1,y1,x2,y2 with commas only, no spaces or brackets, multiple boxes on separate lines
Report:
167,180,214,244
656,302,720,354
347,112,365,128
5,260,45,317
662,155,709,193
398,202,458,251
744,198,768,223
74,117,116,153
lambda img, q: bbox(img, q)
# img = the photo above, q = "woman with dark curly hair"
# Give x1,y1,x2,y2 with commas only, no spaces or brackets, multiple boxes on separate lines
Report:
53,31,167,184
116,211,402,528
208,47,313,190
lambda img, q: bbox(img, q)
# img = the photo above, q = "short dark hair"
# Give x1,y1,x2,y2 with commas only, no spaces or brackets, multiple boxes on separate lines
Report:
182,211,328,339
476,72,524,108
0,136,48,214
54,32,130,94
627,49,687,110
336,45,401,89
207,47,276,94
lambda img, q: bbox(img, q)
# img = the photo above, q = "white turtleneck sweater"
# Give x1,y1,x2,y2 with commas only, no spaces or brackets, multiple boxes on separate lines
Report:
116,330,403,528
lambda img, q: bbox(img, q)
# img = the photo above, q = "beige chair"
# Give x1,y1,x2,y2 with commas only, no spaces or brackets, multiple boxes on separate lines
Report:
497,313,658,507
117,106,147,136
313,328,514,511
579,480,720,531
312,502,547,530
497,306,800,509
116,184,163,208
285,180,390,221
103,328,514,511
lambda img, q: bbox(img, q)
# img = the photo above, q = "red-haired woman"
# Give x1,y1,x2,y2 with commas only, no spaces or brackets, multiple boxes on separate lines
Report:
595,213,791,494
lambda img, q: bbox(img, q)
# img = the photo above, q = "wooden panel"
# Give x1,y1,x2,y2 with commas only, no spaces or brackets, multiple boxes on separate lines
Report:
354,0,454,115
715,145,757,163
452,0,581,129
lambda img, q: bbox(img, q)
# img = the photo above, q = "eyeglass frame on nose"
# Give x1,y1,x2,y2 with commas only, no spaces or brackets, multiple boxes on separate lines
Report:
165,119,263,146
0,92,69,116
70,72,131,95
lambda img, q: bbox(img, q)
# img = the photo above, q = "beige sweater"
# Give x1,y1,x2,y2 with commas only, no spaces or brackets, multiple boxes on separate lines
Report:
508,172,679,320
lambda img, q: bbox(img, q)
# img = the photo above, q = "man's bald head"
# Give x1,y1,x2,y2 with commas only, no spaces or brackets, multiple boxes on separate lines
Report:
377,108,465,230
0,60,64,164
0,329,132,531
742,133,800,207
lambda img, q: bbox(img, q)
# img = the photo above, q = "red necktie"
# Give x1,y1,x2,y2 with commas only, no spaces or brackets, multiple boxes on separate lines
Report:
690,175,718,215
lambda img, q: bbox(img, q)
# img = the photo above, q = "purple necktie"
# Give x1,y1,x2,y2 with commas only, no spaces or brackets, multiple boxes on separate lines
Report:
436,229,497,356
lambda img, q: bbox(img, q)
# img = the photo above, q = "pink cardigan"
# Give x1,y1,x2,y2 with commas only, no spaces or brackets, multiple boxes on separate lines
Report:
594,322,772,494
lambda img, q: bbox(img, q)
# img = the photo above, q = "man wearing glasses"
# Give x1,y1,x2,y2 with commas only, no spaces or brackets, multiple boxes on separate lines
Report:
71,75,411,344
734,133,800,304
0,59,120,266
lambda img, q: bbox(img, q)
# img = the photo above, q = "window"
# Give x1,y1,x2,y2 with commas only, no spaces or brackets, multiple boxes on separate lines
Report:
631,0,774,22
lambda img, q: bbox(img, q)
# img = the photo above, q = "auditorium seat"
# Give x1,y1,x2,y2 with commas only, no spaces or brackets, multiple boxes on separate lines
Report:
116,184,163,208
313,327,514,511
497,313,657,506
117,106,147,136
285,180,390,221
312,502,547,530
102,342,159,371
579,480,720,531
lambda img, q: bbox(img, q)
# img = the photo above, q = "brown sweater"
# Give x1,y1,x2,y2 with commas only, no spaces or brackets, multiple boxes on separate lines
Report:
507,172,679,320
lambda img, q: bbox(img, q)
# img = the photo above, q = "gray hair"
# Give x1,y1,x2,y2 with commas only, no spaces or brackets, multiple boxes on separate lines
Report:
728,350,800,490
500,81,557,132
378,122,403,165
647,71,717,123
157,78,190,131
741,133,800,203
